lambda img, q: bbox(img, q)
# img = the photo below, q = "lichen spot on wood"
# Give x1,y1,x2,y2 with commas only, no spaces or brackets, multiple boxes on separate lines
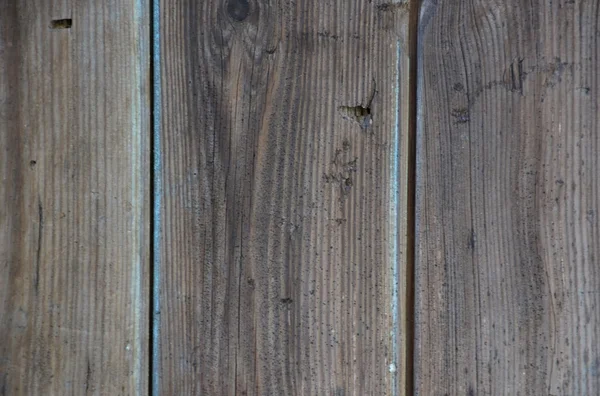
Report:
51,19,72,29
227,0,250,22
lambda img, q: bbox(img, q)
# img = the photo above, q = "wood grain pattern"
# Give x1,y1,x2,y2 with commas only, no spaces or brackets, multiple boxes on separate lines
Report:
415,0,600,394
158,0,414,394
0,1,149,394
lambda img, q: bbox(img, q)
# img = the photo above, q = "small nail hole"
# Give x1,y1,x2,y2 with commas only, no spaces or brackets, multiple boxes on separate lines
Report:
29,160,37,168
51,19,72,29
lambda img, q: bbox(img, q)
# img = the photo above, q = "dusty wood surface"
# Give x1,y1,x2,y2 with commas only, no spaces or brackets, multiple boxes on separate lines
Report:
0,1,149,394
158,0,413,394
415,1,600,395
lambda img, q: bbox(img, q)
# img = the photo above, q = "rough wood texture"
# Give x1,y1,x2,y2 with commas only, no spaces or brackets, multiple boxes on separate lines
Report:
158,0,413,394
0,2,149,394
416,1,600,394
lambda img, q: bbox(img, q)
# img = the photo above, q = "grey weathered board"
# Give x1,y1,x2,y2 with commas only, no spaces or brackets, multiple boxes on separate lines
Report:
0,1,149,394
415,1,600,395
157,0,414,394
3,0,599,394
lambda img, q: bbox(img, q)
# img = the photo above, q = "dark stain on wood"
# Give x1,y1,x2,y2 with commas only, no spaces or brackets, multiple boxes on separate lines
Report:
227,0,250,22
50,19,72,29
85,358,92,393
507,57,524,94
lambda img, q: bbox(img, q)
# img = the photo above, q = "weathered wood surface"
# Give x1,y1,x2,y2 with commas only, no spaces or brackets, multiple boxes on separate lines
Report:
158,0,414,394
415,1,600,395
0,1,149,394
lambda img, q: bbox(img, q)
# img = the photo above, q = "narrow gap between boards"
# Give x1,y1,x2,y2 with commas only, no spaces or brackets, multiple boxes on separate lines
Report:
405,0,421,395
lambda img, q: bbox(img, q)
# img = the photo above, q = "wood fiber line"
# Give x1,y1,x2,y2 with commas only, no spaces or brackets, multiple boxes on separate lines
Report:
0,1,149,394
158,0,414,394
416,0,600,394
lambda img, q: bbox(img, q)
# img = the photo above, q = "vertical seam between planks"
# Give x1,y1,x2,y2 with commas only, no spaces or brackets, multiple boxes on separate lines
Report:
406,1,421,395
391,39,401,396
150,0,162,394
132,0,146,393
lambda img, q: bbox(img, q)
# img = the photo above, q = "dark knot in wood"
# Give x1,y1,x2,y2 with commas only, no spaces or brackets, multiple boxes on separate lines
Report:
227,0,250,22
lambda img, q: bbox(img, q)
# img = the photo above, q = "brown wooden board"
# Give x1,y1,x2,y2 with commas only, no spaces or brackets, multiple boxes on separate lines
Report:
415,1,600,394
157,0,414,394
0,1,149,394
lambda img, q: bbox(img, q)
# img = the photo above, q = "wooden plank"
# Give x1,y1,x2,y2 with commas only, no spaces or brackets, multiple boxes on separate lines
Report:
0,1,149,394
158,0,414,394
415,1,600,394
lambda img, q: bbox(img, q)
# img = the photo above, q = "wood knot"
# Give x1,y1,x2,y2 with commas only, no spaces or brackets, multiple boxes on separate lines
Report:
227,0,250,22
